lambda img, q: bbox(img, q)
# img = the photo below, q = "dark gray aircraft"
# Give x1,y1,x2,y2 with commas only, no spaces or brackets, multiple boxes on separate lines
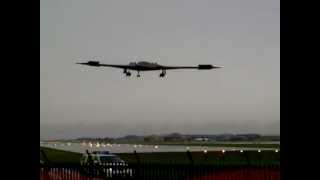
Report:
77,61,221,78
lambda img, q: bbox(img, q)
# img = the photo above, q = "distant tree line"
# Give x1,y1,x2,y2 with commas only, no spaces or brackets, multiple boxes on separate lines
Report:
67,133,279,143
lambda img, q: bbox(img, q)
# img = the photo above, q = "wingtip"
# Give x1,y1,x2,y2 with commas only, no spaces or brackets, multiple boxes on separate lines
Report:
198,64,222,69
76,62,88,65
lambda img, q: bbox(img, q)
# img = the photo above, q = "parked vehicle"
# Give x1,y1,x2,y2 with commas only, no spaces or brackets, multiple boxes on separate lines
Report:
80,150,133,178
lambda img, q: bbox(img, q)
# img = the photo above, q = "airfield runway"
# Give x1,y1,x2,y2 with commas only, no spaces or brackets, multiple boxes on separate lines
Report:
40,142,279,154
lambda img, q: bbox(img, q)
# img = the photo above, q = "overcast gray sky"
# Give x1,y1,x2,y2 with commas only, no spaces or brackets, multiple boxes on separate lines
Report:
40,0,279,139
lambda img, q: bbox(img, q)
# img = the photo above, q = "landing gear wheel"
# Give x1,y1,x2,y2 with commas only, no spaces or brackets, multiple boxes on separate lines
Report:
159,69,166,78
124,69,131,77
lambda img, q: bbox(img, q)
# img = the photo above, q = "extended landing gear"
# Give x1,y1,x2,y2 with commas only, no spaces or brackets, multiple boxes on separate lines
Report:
159,69,166,78
123,69,131,77
123,69,141,77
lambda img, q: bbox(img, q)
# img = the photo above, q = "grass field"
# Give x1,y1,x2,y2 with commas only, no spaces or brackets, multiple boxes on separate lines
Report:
40,146,280,166
41,147,82,164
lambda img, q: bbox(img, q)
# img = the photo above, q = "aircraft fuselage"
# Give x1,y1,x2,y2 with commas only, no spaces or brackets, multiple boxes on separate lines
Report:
126,61,163,71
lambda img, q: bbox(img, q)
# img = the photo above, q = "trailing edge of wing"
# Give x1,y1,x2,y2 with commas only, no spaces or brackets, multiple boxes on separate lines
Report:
76,61,129,69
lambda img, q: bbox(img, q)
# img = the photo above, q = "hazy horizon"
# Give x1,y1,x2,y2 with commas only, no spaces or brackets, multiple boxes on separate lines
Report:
41,0,279,139
41,132,280,141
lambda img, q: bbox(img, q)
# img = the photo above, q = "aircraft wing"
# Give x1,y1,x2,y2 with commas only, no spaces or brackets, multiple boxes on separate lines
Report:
161,64,221,70
76,61,130,69
99,64,130,69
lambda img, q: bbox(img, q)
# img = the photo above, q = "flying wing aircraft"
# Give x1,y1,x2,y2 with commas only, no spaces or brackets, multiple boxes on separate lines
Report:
76,60,221,78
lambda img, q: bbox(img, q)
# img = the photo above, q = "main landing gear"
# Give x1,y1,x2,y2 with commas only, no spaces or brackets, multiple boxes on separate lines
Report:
123,69,141,77
123,69,131,77
159,69,166,78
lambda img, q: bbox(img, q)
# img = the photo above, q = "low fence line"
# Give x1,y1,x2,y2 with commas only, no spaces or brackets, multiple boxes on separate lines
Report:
40,163,280,180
